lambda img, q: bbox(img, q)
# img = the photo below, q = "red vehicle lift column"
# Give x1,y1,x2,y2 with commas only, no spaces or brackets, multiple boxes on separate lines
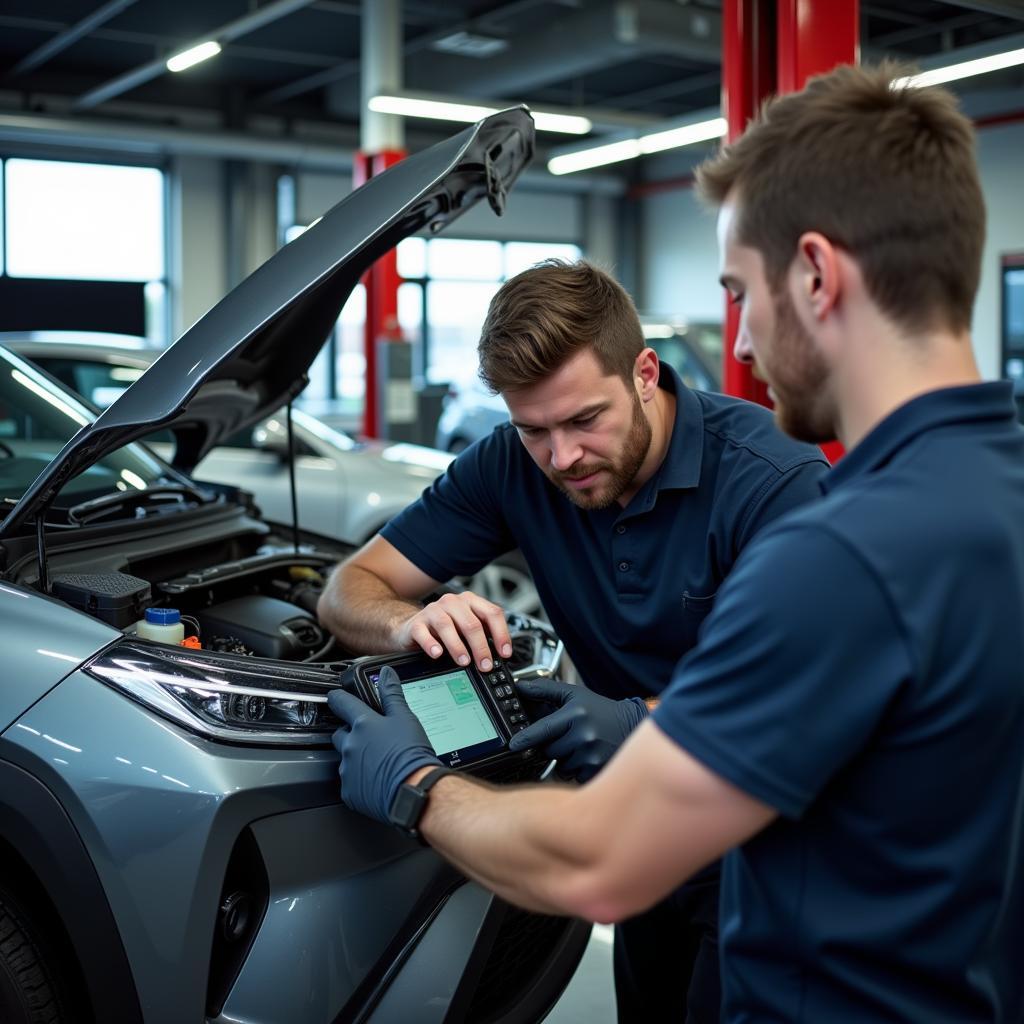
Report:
353,149,405,440
721,0,858,461
721,0,775,407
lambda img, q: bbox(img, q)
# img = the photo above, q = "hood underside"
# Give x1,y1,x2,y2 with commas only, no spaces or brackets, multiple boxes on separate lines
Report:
1,107,534,539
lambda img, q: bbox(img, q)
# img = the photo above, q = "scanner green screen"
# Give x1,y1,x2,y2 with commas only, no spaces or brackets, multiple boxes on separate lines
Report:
403,670,499,756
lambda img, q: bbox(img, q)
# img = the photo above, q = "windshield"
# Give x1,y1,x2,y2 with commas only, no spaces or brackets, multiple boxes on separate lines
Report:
0,347,169,509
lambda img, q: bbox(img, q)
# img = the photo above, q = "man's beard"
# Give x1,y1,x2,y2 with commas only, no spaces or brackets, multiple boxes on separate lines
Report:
549,393,653,510
768,289,835,444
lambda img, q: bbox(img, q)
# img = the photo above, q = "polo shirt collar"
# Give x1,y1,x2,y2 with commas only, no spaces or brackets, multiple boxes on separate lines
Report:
821,381,1016,495
652,364,704,492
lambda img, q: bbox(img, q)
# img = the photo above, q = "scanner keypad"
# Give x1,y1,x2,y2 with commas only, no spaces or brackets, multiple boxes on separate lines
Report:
485,657,529,734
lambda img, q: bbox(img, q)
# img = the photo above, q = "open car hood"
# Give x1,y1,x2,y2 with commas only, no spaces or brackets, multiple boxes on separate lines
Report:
0,108,533,538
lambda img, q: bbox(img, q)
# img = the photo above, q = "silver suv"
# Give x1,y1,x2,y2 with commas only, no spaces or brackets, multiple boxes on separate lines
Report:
0,109,587,1023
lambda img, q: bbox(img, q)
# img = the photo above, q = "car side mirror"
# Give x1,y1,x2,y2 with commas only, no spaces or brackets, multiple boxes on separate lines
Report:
251,419,291,460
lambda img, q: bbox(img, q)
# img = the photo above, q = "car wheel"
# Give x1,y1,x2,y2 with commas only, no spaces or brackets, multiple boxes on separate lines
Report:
0,886,71,1024
461,551,545,620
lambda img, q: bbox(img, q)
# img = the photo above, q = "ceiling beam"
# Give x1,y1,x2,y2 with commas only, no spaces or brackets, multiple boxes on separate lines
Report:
73,0,321,112
8,0,140,78
259,0,558,105
408,0,720,99
937,0,1024,21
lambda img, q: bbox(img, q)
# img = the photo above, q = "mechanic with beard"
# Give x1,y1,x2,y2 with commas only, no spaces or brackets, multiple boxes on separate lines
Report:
326,64,1024,1023
318,259,827,1022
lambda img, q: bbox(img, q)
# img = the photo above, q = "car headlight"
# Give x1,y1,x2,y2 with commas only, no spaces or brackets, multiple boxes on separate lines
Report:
86,640,343,747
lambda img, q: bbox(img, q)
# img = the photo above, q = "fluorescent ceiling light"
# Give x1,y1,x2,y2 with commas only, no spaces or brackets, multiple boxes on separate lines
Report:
166,41,221,73
895,46,1024,88
548,138,641,175
548,115,726,175
532,110,594,134
639,116,728,155
369,94,591,135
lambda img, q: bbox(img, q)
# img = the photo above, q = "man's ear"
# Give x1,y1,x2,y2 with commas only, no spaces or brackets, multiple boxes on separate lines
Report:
634,347,660,401
794,232,841,322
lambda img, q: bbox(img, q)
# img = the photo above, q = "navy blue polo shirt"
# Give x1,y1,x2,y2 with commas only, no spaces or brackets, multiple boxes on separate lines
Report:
654,382,1024,1022
382,366,828,698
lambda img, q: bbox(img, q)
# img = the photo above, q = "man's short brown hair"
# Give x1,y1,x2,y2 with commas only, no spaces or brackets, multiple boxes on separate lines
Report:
696,63,985,335
478,259,644,393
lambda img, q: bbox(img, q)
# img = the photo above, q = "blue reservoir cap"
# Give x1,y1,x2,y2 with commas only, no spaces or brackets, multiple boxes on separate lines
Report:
145,607,181,625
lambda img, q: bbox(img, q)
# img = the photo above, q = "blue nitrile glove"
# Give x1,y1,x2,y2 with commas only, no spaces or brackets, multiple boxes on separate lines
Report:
508,678,649,783
328,666,442,824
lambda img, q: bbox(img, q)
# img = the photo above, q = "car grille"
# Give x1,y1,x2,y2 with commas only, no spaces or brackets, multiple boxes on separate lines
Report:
465,905,577,1024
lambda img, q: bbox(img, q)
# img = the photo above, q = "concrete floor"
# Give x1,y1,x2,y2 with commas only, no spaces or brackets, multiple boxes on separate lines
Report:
546,924,616,1024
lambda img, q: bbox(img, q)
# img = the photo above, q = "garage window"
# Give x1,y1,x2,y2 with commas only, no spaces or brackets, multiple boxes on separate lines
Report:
294,231,581,417
396,237,582,385
0,157,167,342
5,159,164,282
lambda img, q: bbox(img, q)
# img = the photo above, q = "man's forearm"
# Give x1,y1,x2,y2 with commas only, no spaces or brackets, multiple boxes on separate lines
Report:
318,561,419,653
402,722,759,923
412,770,617,919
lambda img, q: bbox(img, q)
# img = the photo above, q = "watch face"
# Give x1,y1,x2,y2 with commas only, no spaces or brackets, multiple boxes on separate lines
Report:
388,782,426,832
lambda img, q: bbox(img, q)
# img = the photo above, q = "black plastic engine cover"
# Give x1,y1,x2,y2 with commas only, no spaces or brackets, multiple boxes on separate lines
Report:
195,596,323,660
52,572,152,628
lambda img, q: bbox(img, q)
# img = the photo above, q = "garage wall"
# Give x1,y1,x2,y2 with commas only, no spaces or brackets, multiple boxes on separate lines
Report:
295,168,586,244
170,156,228,339
974,121,1024,380
638,184,719,321
636,120,1024,381
171,159,602,343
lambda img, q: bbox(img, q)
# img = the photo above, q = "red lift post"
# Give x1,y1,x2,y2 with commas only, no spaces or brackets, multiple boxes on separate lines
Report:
721,0,859,461
353,149,406,440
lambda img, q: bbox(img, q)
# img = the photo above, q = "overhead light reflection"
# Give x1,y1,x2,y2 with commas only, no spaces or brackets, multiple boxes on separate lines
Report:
120,469,147,490
11,369,89,426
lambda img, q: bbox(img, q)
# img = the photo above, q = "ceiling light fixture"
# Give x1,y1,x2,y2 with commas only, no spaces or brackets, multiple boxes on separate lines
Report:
546,37,1024,176
896,45,1024,89
547,115,726,175
368,93,592,135
166,41,222,73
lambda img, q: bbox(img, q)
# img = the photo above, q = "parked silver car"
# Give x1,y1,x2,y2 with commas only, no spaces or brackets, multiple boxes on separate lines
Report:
0,109,586,1024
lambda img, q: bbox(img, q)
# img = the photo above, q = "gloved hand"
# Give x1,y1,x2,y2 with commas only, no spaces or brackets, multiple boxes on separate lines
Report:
508,678,648,783
328,666,441,824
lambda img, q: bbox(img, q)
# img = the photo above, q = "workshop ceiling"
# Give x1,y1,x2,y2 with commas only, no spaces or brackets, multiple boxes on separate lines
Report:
1,1,1023,171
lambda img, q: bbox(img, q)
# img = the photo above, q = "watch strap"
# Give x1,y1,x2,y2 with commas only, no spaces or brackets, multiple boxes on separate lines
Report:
389,766,453,843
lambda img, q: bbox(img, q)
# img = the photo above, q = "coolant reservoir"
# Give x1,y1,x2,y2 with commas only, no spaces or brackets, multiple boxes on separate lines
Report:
136,607,185,644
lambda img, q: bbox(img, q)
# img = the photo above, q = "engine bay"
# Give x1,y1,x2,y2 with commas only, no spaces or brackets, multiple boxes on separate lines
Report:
35,535,562,678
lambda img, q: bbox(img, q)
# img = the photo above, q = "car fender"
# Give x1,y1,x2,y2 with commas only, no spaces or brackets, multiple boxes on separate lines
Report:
0,582,118,732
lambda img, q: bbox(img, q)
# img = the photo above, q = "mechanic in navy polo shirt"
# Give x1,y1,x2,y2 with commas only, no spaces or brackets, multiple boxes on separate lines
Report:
327,63,1024,1023
319,257,827,1021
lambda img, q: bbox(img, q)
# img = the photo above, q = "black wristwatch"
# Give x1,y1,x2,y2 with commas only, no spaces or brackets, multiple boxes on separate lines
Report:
388,766,453,844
